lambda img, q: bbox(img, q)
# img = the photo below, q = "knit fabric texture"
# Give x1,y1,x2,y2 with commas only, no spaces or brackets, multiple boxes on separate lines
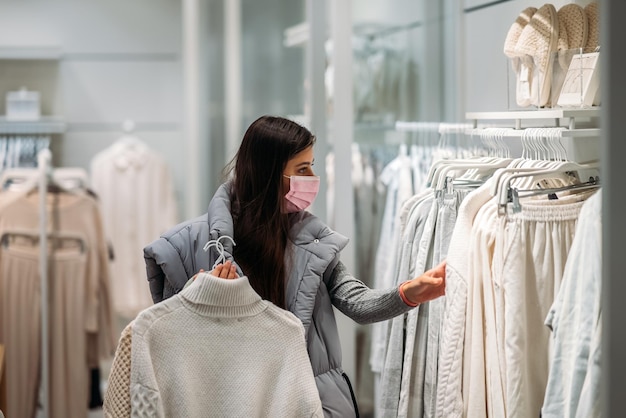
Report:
556,9,569,53
584,1,600,52
103,323,133,418
504,7,537,58
555,6,570,74
129,272,323,418
514,3,559,106
517,3,559,70
558,3,588,50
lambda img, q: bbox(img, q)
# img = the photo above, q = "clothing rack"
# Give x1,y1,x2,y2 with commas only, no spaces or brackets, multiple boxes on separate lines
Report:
464,109,601,162
37,148,51,418
394,121,441,133
0,155,107,417
464,110,601,214
359,20,423,40
394,121,474,135
395,121,486,156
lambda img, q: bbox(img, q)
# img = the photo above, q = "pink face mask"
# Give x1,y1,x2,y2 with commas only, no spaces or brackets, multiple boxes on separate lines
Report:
283,175,320,213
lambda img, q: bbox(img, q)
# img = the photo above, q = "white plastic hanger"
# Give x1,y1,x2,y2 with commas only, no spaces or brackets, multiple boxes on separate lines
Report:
1,167,89,192
490,128,564,197
117,119,144,148
431,128,513,191
1,228,86,253
496,160,598,207
495,127,600,210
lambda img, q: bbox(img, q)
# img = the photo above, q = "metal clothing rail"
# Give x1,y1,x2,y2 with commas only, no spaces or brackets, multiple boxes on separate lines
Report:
395,121,474,134
464,0,515,14
358,19,423,40
37,148,51,418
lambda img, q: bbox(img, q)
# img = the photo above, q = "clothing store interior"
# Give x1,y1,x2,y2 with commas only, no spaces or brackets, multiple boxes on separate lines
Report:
0,0,625,417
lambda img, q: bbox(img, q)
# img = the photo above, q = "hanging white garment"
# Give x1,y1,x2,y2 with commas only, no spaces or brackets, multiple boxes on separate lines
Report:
90,138,178,317
542,189,602,418
435,182,494,418
437,183,596,418
378,189,432,417
370,146,414,375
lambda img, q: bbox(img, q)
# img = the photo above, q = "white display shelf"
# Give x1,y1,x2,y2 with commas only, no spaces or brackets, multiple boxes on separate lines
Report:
0,46,62,60
468,127,600,138
0,116,66,134
466,107,600,130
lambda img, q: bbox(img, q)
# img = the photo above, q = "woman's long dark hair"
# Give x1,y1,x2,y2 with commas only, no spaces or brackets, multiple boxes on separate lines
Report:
226,115,316,308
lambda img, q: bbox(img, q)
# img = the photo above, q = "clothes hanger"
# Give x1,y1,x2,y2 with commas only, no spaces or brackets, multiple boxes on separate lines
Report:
1,167,89,193
490,127,566,197
116,119,146,149
515,127,592,190
423,123,493,188
52,167,89,190
203,235,237,270
496,159,600,209
426,154,491,188
430,126,506,181
432,128,513,191
434,158,512,191
1,228,86,253
507,177,600,214
1,167,37,191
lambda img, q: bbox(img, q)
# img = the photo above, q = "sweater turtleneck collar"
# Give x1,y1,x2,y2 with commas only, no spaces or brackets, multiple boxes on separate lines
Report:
179,272,268,318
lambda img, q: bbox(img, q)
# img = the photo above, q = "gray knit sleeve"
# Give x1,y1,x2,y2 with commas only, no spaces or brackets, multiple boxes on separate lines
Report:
325,260,413,325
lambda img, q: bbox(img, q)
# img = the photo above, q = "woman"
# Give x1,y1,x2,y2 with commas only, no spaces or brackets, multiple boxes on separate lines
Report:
144,115,446,417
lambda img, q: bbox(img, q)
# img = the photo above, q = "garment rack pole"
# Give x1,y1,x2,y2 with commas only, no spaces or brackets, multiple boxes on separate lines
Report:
37,148,51,418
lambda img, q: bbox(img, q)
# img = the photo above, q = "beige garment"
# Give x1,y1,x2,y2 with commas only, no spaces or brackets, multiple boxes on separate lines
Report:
0,189,117,417
0,246,40,418
90,140,179,317
0,242,91,418
0,334,6,412
0,190,117,357
103,322,133,418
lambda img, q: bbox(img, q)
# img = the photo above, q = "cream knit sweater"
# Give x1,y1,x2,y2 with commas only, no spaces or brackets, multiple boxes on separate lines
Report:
104,272,322,418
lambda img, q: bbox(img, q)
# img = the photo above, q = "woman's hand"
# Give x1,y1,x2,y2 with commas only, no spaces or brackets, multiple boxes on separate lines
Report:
190,261,239,282
211,261,239,280
400,260,446,306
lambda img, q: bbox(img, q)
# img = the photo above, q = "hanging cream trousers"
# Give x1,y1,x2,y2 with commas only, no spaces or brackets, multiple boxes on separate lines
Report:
0,242,89,418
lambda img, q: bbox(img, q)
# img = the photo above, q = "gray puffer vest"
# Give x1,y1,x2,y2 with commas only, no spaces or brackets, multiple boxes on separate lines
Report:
144,183,358,417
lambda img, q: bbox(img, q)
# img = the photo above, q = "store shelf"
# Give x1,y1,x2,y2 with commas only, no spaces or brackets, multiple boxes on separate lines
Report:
468,127,600,138
0,46,62,60
466,107,600,130
0,116,66,134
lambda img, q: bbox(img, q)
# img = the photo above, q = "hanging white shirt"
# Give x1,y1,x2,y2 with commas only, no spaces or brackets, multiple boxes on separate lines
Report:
91,138,178,317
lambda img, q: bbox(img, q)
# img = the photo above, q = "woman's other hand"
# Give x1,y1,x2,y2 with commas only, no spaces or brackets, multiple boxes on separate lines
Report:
211,261,239,279
400,260,446,306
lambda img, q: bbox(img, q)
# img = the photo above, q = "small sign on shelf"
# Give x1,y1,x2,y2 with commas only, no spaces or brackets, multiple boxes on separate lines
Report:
557,51,600,108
